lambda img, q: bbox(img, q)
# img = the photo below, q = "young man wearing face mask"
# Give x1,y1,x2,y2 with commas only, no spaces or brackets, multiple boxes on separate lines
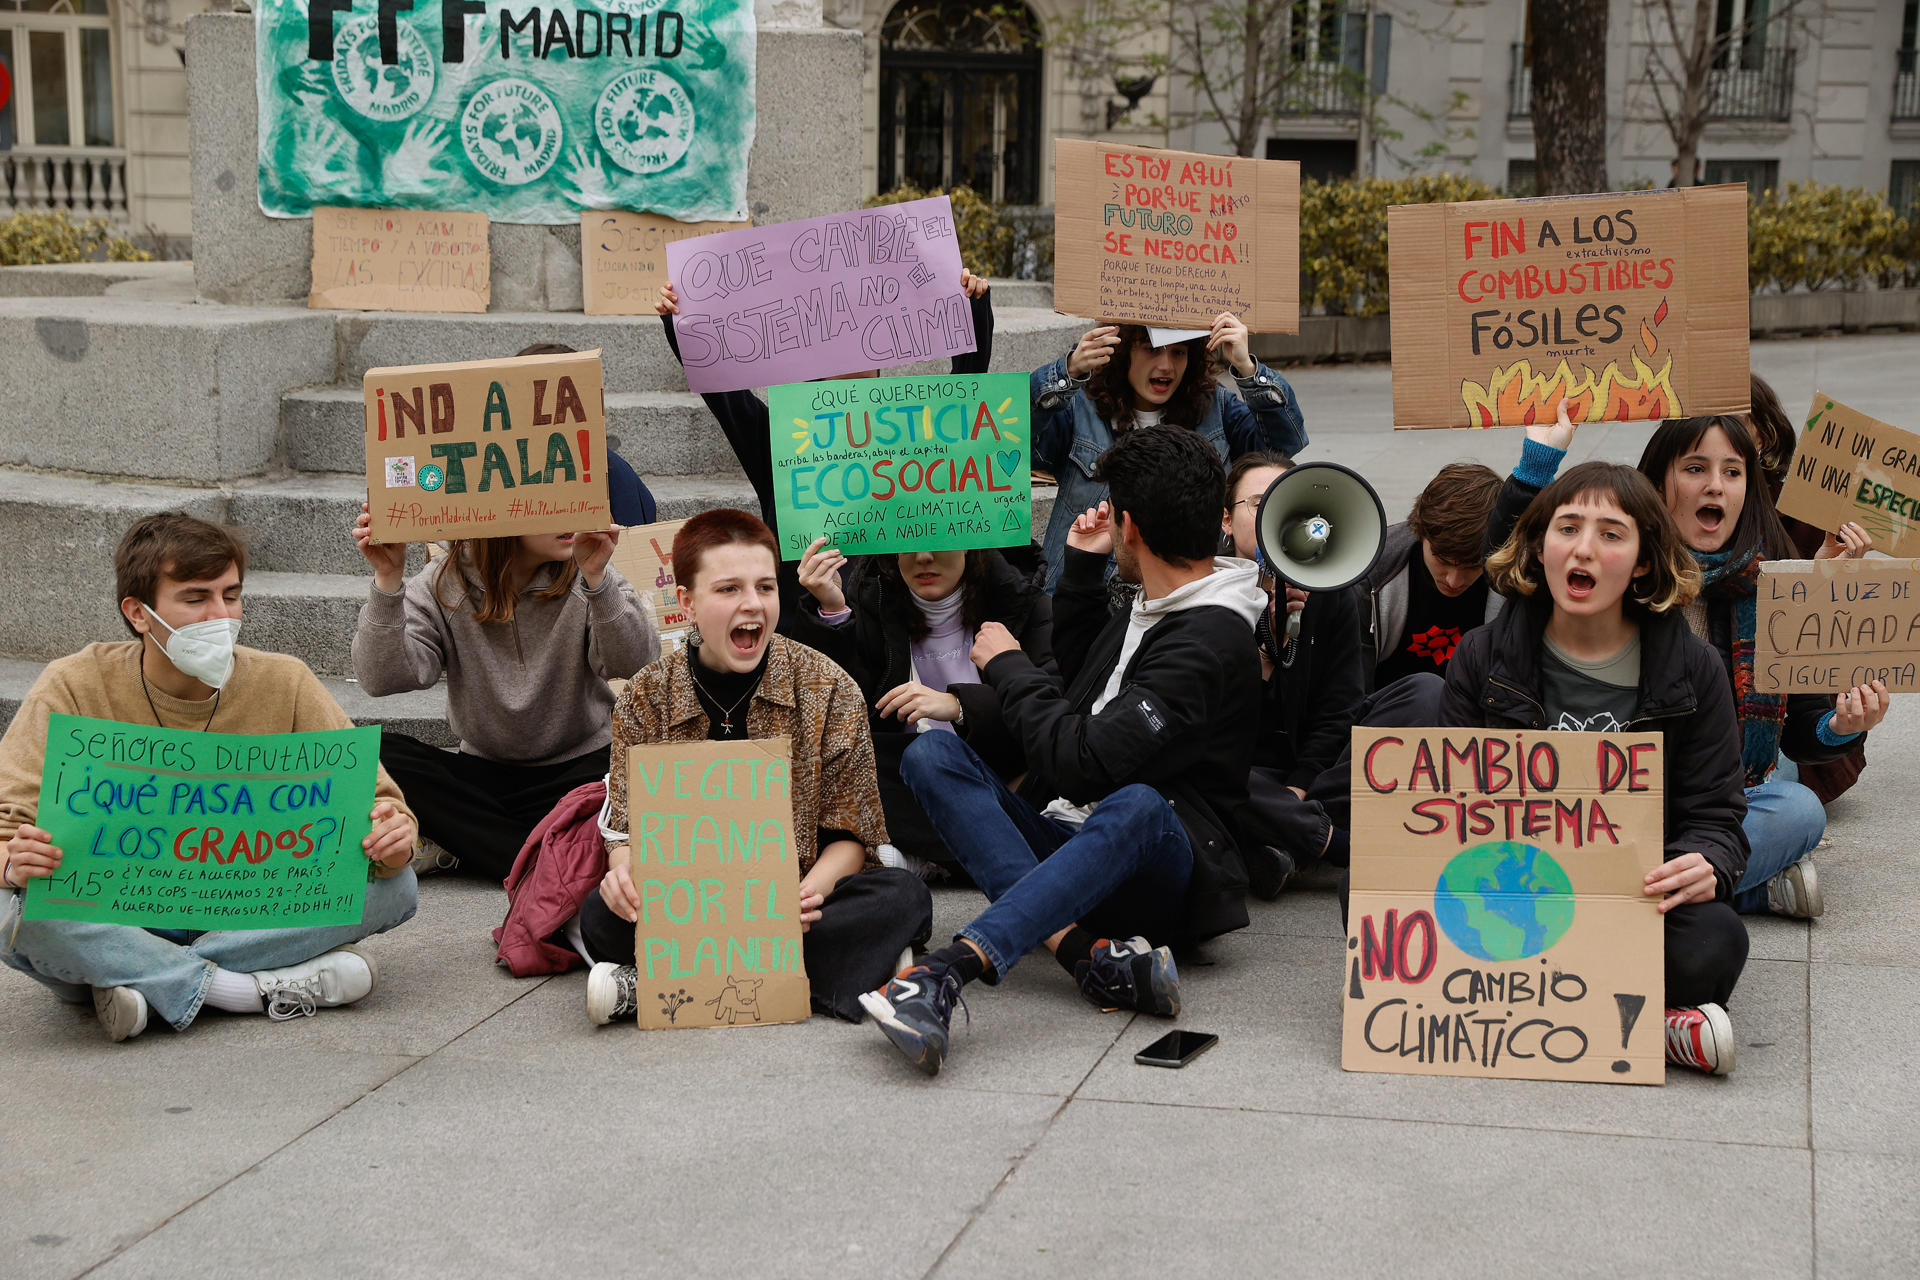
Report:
0,514,419,1042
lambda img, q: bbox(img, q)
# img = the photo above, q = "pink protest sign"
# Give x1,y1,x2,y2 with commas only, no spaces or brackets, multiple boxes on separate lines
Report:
664,196,976,393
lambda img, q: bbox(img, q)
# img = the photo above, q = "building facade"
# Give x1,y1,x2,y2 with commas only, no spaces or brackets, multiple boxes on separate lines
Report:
6,1,1919,254
835,0,1920,213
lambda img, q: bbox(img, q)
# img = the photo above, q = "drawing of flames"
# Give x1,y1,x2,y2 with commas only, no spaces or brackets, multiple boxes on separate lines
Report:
1459,301,1682,428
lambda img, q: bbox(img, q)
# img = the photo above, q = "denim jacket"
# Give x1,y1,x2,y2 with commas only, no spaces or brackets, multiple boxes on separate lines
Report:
1030,354,1308,591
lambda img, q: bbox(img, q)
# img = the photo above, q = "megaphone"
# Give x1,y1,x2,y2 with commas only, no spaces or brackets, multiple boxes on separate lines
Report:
1255,461,1387,640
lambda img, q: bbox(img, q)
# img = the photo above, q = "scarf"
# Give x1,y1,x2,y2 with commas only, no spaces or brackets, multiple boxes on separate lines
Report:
1696,545,1786,786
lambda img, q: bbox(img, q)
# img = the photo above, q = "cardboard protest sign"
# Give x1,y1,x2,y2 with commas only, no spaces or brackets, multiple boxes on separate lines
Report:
254,0,755,224
363,350,610,543
309,207,490,313
663,196,975,393
1052,140,1299,332
1756,558,1920,693
1388,186,1750,430
1345,729,1666,1085
22,716,378,931
608,517,694,652
625,738,808,1029
1777,394,1920,557
582,211,750,315
765,373,1031,560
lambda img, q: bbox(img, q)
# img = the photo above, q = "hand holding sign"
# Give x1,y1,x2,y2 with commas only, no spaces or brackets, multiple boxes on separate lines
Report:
4,823,62,887
1067,326,1122,381
362,800,416,870
796,538,849,613
1830,679,1891,736
352,503,407,591
1205,312,1255,377
1815,522,1873,561
1527,396,1580,452
1643,850,1717,912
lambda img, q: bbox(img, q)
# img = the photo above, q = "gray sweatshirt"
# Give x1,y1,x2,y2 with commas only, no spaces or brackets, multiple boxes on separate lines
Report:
352,556,659,766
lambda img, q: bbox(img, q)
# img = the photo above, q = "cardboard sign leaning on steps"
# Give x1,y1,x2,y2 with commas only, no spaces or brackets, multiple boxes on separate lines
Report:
363,350,611,543
309,207,491,313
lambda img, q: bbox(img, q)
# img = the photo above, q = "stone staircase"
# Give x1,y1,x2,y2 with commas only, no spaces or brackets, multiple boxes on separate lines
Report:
0,267,1077,738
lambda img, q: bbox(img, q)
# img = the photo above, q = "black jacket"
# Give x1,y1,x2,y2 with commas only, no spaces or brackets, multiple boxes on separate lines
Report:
788,550,1052,775
977,548,1262,942
1486,465,1852,772
1438,593,1751,901
1257,583,1368,788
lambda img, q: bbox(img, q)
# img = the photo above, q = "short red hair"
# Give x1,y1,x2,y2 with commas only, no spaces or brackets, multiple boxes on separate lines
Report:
672,508,779,589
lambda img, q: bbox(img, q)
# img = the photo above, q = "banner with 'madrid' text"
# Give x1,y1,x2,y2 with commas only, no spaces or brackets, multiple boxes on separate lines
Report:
255,0,755,224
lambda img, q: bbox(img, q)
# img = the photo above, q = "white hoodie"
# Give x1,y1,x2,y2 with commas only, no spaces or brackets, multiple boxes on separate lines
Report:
1043,557,1268,826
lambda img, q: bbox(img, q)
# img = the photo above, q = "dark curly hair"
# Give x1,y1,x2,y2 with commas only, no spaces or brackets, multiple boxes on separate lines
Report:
872,551,997,642
1083,325,1221,430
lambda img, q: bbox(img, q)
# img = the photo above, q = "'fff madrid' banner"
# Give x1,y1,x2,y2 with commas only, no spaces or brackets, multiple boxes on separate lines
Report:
255,0,755,224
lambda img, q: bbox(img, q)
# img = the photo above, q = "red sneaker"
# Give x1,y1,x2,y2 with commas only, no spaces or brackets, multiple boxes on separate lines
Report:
1664,1003,1735,1075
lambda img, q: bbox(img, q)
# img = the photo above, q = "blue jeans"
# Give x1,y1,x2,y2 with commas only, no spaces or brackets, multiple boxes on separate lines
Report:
1732,757,1827,915
899,731,1192,979
0,869,419,1030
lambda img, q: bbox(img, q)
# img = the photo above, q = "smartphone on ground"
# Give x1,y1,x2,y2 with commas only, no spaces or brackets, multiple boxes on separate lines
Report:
1134,1030,1219,1068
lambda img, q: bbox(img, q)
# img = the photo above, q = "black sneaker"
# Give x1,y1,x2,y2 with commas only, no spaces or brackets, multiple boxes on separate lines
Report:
859,965,966,1076
1246,844,1297,901
1076,936,1181,1017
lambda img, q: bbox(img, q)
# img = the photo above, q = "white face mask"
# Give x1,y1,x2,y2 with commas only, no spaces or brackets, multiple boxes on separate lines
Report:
145,607,241,690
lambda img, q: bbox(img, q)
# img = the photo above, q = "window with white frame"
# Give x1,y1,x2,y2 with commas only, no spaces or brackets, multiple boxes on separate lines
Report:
0,0,118,152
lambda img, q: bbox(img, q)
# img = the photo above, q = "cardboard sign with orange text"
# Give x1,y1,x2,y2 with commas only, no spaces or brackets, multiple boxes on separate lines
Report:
1776,393,1920,558
363,350,609,543
1052,140,1299,332
1388,186,1749,430
309,207,489,313
1756,557,1920,693
581,211,751,316
626,738,809,1030
609,518,694,653
1345,729,1665,1084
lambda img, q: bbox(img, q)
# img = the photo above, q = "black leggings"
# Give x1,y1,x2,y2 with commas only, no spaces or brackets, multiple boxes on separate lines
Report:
380,734,610,882
577,866,933,1022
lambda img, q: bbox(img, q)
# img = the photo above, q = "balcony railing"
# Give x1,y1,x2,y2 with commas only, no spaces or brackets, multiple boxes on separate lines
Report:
1510,43,1532,119
1,148,130,220
1708,45,1793,122
1277,60,1361,118
1897,48,1920,121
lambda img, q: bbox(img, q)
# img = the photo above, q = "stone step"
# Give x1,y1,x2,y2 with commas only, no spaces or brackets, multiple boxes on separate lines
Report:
0,654,455,746
0,297,333,484
338,304,1087,394
283,387,747,478
241,571,368,680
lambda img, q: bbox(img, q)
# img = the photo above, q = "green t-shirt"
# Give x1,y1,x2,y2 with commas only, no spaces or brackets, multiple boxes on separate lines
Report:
1539,632,1641,732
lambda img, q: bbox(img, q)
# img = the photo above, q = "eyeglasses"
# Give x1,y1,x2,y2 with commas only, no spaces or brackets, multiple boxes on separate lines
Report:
1230,497,1263,511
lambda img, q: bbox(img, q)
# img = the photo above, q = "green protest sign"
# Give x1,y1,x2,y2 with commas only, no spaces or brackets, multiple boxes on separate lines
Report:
23,716,381,932
767,373,1032,560
254,0,756,225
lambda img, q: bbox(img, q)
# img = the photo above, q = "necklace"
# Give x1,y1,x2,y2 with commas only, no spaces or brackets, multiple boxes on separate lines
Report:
138,650,221,732
686,651,761,735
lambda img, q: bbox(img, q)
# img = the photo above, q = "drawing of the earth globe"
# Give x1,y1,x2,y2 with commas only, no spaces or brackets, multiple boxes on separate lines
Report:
332,16,435,121
1432,840,1576,962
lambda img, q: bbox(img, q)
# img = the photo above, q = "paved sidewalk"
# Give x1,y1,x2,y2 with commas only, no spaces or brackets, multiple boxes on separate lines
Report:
5,335,1918,1279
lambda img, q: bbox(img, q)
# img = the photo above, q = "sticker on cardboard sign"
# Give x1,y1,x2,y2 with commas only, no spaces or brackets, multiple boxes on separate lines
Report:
384,456,417,488
419,464,445,492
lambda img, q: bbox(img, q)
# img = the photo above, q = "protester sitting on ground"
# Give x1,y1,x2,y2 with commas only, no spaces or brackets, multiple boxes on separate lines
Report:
349,505,657,882
0,514,419,1042
1489,402,1891,925
515,343,658,526
654,272,995,625
1217,452,1366,898
1361,461,1503,691
1030,318,1307,592
862,427,1264,1076
580,508,931,1024
787,537,1053,882
1747,372,1870,806
1446,462,1750,1075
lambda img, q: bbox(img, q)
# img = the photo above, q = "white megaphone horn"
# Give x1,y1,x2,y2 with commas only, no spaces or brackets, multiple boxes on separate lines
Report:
1254,461,1388,640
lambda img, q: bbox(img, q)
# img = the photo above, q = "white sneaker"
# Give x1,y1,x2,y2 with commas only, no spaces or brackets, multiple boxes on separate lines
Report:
93,986,148,1042
411,838,460,877
1766,858,1824,919
586,962,638,1025
251,945,378,1021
